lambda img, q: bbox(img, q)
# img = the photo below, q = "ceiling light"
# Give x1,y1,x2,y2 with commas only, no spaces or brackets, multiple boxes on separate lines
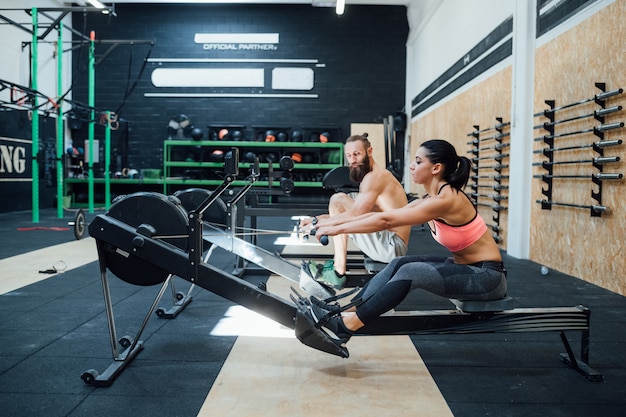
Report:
336,0,345,15
87,0,106,9
312,1,336,6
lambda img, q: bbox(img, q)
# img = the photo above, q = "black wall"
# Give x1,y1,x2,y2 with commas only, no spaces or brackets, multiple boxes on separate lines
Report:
70,4,408,172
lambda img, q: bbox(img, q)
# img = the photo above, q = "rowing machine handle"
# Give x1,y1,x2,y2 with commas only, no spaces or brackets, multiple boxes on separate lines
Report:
309,228,329,245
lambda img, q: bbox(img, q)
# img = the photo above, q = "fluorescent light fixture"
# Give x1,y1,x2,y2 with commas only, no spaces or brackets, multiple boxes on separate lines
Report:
87,0,106,9
312,0,336,6
336,0,345,15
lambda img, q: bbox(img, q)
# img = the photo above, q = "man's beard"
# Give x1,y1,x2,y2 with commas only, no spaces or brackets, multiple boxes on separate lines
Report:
349,154,372,184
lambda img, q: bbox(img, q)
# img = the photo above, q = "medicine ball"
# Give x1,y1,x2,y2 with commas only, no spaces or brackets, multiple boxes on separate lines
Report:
126,168,139,179
291,152,302,163
243,151,257,163
265,130,276,142
209,129,219,140
231,129,243,141
277,131,288,142
191,127,203,141
218,128,230,140
320,131,330,143
327,150,341,164
308,132,319,142
167,114,191,139
209,149,225,162
291,130,303,142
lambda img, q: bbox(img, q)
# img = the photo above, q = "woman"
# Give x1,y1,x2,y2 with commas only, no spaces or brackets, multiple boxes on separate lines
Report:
310,139,507,347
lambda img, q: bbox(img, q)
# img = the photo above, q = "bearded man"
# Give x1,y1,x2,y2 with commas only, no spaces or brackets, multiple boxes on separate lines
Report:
301,133,410,289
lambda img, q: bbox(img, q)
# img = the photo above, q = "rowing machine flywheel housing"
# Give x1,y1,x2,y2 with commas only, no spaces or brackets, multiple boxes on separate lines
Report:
96,192,189,286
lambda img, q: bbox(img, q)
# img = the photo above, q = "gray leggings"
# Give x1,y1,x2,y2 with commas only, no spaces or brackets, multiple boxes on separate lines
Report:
353,255,507,324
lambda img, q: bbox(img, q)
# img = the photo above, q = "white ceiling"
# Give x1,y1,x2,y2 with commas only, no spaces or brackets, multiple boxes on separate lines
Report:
88,1,410,5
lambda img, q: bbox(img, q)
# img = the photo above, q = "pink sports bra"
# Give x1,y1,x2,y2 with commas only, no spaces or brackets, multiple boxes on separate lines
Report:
428,184,488,252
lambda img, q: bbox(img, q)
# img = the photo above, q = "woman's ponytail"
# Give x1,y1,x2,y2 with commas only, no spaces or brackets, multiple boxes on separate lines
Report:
448,155,471,190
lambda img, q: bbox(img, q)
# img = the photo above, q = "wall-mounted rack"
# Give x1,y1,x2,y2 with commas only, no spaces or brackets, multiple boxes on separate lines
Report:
467,117,510,244
533,83,624,217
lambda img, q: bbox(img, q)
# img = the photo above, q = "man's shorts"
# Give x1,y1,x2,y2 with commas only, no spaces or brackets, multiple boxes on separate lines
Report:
349,231,408,263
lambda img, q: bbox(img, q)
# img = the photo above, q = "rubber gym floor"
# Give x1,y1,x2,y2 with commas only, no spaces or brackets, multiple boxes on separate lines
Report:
0,208,625,417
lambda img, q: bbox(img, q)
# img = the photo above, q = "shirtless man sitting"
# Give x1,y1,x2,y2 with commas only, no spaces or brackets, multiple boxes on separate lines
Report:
300,133,410,289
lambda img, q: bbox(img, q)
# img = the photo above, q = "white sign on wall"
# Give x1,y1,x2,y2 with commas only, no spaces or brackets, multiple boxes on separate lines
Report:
194,33,279,51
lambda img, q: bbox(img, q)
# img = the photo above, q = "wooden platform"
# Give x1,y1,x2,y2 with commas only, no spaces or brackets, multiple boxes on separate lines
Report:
0,237,97,295
198,274,453,417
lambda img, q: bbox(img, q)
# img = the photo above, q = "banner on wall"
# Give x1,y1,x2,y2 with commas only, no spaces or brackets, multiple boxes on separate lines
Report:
194,33,279,51
0,136,31,183
0,136,34,213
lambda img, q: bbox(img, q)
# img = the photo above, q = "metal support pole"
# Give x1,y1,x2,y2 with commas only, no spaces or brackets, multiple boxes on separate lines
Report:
56,21,64,218
31,8,40,223
105,111,111,207
88,30,95,213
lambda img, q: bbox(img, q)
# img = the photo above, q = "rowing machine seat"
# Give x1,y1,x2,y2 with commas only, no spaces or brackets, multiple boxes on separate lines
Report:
450,296,517,313
363,257,387,274
322,166,359,193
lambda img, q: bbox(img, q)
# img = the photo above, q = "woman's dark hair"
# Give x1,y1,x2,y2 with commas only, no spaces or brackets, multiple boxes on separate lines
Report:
421,139,471,190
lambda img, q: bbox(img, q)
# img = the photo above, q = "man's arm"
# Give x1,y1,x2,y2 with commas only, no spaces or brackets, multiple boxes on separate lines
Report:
299,213,330,228
316,172,384,226
315,195,448,238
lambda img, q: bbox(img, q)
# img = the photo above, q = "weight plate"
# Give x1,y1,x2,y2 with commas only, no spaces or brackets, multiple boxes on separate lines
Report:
74,209,86,240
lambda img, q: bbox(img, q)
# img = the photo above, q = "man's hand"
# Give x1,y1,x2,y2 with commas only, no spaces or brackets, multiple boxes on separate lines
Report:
298,216,320,240
312,225,335,243
299,216,316,229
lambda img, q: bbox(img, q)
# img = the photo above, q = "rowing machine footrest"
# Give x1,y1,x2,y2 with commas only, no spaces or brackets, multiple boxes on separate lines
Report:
363,257,388,274
294,307,349,358
451,296,516,313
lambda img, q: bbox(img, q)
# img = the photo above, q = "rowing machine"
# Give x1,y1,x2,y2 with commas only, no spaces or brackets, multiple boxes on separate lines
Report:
81,150,603,386
291,288,603,382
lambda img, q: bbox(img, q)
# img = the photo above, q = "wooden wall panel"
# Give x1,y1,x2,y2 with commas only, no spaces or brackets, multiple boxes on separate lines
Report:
410,68,512,250
532,0,626,295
